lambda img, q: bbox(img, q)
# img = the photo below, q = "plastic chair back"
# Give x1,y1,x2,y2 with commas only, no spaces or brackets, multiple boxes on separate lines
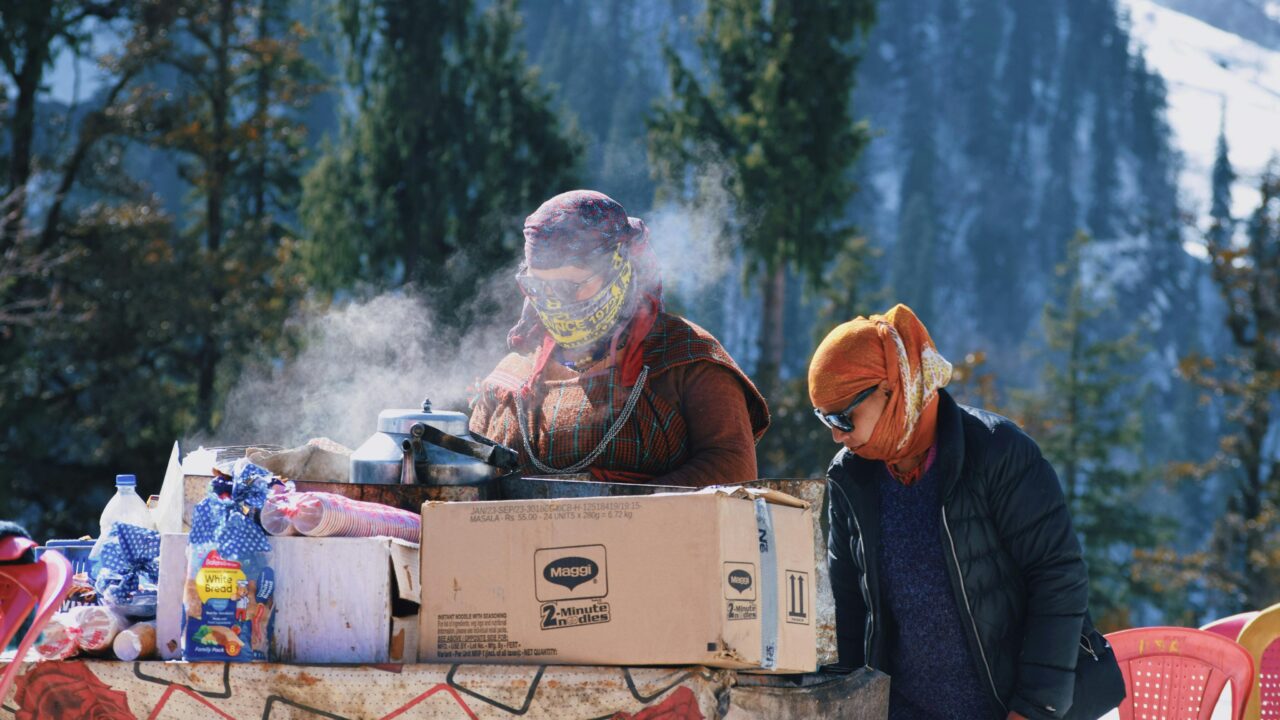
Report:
0,533,40,648
0,543,74,702
1237,602,1280,719
1108,626,1254,720
1204,612,1262,642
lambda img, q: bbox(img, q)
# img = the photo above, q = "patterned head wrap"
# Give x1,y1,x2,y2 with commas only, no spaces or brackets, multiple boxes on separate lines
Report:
508,190,663,362
808,304,953,465
522,190,642,269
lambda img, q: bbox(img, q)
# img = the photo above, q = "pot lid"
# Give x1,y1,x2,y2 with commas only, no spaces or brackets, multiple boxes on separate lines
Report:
376,398,469,437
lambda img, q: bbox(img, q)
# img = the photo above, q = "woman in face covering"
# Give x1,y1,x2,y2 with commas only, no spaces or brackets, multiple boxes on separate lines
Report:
469,190,769,486
810,304,1123,720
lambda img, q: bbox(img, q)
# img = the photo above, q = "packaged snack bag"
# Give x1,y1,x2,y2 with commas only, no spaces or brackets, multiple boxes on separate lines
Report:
183,459,276,662
35,611,84,660
78,605,128,653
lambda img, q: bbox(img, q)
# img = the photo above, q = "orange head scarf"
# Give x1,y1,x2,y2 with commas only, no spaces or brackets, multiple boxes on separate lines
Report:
808,304,953,466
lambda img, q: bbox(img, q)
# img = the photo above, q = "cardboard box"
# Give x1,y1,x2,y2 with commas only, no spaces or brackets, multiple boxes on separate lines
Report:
746,479,838,668
503,475,839,667
418,487,817,672
156,533,188,659
272,536,420,664
157,534,420,663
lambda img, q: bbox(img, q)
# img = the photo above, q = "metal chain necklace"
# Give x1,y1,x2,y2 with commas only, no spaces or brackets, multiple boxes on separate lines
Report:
515,365,651,474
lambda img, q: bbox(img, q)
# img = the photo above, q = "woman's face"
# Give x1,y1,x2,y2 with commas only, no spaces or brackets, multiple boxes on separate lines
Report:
527,264,608,302
817,386,890,453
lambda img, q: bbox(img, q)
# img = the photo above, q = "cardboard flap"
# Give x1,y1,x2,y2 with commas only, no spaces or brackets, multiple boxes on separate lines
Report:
687,485,810,509
389,615,419,663
389,539,421,604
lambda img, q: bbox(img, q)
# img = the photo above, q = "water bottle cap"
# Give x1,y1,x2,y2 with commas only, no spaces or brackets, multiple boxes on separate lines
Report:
115,474,137,487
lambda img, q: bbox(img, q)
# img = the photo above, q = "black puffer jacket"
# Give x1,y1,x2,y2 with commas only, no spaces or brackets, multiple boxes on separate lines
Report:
828,389,1089,720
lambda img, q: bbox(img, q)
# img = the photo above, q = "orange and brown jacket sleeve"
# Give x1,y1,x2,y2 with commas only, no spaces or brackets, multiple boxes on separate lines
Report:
648,361,759,487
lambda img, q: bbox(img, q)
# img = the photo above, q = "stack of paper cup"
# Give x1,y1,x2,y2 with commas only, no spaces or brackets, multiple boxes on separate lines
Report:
289,492,420,542
260,493,300,536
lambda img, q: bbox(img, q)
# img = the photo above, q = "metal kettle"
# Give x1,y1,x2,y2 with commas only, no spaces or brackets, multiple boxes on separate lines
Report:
349,399,518,486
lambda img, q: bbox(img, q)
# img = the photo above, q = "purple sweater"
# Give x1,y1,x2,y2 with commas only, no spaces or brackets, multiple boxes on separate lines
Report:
878,452,999,720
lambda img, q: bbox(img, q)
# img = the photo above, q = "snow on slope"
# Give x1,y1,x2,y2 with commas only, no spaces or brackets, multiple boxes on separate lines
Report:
1121,0,1280,237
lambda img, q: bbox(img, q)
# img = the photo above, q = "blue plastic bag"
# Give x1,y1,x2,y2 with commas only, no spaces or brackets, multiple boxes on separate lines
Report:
93,522,161,618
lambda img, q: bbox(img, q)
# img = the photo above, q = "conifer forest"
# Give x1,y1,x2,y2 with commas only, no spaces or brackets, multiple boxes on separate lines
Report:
2,0,1279,629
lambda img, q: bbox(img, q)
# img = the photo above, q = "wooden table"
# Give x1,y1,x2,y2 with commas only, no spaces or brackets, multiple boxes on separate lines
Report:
0,659,887,719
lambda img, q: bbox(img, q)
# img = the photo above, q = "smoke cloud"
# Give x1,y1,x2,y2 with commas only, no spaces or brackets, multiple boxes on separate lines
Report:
645,164,739,300
644,165,760,369
214,266,520,450
211,177,748,452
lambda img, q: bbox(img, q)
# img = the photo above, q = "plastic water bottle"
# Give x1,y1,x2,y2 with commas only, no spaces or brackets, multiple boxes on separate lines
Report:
89,474,155,558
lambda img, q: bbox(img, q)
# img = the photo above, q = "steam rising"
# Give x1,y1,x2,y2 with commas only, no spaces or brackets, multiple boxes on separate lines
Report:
216,269,519,449
646,165,738,298
213,179,746,450
645,165,759,369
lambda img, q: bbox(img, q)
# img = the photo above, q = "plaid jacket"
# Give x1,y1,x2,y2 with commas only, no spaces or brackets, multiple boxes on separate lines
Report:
470,313,769,478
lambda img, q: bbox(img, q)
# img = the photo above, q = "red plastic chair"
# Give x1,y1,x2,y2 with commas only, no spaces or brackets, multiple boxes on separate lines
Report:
1108,626,1254,720
1235,602,1280,719
0,535,74,703
1204,612,1262,642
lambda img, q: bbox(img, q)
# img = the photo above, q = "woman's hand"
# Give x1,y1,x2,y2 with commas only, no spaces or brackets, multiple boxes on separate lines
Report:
1006,713,1028,720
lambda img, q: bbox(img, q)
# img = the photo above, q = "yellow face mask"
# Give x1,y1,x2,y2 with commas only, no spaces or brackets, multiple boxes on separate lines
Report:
527,251,635,350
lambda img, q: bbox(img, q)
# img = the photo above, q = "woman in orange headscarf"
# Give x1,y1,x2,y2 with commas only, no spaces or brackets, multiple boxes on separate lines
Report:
811,305,1123,720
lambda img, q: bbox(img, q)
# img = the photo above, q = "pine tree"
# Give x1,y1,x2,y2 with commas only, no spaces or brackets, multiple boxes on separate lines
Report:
1208,111,1236,249
1013,231,1173,628
0,1,270,534
648,0,876,402
891,21,938,325
519,0,655,208
1180,162,1280,610
762,233,879,478
956,0,1004,161
1087,100,1118,239
109,0,317,431
0,0,130,328
0,196,192,536
958,0,1038,343
0,0,126,238
894,195,936,324
300,0,579,326
1005,0,1054,126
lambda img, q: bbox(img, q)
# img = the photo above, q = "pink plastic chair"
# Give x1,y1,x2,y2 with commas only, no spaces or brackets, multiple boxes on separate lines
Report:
1108,626,1254,720
1235,602,1280,719
0,535,75,702
1203,612,1261,642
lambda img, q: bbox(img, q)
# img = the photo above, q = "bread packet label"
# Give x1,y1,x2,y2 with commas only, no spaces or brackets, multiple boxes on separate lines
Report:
181,459,278,662
183,550,275,661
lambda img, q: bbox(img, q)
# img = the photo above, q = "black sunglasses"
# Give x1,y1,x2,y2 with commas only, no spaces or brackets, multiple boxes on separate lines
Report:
814,385,880,433
515,266,611,302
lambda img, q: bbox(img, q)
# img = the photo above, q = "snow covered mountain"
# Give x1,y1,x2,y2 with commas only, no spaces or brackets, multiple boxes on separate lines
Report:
1121,0,1280,234
1146,0,1280,51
